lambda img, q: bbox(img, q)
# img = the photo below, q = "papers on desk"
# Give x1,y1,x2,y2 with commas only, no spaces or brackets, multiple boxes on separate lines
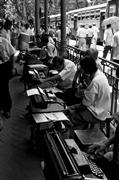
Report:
27,88,39,96
45,87,63,93
28,64,47,69
26,87,45,96
32,112,69,124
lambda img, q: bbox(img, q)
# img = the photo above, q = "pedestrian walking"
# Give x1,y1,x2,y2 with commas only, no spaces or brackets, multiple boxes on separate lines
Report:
103,24,113,59
86,25,94,49
76,24,87,51
92,23,99,49
111,29,119,64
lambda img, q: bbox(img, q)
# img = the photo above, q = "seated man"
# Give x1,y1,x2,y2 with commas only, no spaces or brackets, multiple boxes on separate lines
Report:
56,48,103,106
65,54,110,129
40,33,57,67
87,123,119,180
39,56,77,90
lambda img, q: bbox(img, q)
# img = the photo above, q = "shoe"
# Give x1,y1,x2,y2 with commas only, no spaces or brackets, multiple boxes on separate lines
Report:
3,111,10,119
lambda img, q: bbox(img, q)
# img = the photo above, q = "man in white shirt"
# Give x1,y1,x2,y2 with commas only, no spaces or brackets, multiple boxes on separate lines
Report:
39,56,77,91
86,25,94,48
103,24,113,59
67,54,110,129
76,24,87,51
92,23,99,49
111,29,119,64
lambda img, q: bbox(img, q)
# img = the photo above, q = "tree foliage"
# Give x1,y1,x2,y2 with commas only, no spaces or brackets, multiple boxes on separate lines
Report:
0,0,107,21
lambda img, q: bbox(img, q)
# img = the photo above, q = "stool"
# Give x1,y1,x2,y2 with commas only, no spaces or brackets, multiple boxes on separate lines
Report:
88,116,112,138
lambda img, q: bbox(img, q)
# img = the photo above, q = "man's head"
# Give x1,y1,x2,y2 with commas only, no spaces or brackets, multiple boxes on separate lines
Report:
41,33,49,46
80,54,97,75
52,56,64,72
85,48,98,61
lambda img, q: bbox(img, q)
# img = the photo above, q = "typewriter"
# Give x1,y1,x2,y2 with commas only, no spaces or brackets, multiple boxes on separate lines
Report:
43,129,83,180
42,130,106,180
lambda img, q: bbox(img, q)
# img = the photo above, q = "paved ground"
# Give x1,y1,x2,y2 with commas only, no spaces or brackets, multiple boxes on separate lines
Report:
69,39,111,60
0,76,45,180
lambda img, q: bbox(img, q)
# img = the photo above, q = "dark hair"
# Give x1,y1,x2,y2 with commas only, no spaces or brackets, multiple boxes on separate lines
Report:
107,24,111,28
85,48,98,60
41,33,49,44
52,56,64,69
4,19,12,30
24,23,29,30
80,55,97,74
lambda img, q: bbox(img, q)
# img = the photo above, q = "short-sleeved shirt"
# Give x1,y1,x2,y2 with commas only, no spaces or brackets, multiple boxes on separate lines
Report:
46,42,57,58
112,31,119,60
58,59,77,90
0,37,16,63
82,69,110,120
104,28,113,46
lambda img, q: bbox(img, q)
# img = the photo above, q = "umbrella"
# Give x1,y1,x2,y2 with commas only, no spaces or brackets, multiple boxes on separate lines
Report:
102,16,119,30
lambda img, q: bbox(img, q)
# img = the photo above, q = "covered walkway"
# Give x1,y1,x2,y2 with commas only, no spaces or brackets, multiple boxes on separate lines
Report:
0,76,45,180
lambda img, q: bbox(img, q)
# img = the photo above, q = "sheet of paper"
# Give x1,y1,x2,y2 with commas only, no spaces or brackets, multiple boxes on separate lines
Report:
44,112,69,121
32,113,49,123
45,87,63,93
26,88,39,96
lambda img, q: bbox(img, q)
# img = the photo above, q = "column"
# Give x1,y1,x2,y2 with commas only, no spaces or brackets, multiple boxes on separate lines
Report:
35,0,40,36
60,0,67,57
44,0,48,33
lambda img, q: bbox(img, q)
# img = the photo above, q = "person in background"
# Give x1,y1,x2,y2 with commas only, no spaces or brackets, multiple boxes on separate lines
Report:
0,19,12,42
55,25,61,42
0,36,17,118
86,25,94,49
92,23,99,49
40,33,57,67
3,19,12,42
66,24,71,45
87,123,119,180
11,23,19,49
103,24,113,59
111,29,119,64
65,54,110,129
39,56,77,91
76,24,87,51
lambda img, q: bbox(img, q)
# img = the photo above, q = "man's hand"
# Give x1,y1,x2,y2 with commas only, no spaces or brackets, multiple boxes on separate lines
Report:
39,78,46,83
87,142,106,159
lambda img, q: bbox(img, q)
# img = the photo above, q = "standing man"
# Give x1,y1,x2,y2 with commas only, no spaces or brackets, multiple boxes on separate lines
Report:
103,24,113,59
76,24,87,51
111,29,119,64
92,23,99,49
86,25,94,49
